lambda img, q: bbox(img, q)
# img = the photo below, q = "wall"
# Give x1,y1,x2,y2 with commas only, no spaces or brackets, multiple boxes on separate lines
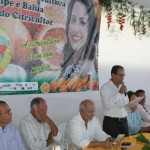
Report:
99,12,150,101
1,91,102,127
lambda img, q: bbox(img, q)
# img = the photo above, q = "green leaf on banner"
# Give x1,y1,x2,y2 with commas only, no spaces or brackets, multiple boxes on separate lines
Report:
142,145,150,150
136,134,150,144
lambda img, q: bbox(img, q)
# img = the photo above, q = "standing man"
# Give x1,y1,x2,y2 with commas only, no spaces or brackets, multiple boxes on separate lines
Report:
19,97,62,150
0,101,24,150
100,65,129,138
65,99,111,150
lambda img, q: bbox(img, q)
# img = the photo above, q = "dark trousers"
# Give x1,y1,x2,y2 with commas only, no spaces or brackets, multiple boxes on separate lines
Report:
103,116,129,138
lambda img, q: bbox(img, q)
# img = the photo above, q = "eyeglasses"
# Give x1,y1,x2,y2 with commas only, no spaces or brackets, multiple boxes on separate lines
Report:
0,109,11,115
116,74,125,77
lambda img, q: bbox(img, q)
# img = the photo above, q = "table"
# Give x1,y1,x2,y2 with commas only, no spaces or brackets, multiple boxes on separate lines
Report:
83,133,150,150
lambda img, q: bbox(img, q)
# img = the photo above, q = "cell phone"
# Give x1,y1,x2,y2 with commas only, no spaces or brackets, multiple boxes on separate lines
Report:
121,142,131,146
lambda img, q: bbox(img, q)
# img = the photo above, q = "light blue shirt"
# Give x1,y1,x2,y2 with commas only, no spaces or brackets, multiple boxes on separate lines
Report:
127,110,141,135
0,123,24,150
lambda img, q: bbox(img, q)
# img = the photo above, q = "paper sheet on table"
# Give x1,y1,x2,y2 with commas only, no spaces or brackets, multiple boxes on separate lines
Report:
117,134,125,140
124,96,144,111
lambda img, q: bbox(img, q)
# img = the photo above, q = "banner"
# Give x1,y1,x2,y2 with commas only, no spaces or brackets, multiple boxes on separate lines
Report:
0,0,102,94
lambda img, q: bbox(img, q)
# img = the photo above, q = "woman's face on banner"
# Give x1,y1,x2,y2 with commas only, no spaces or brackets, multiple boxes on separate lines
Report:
68,1,88,51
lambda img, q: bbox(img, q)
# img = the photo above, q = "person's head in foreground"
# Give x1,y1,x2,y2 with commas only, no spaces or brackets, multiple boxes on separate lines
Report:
0,101,12,127
30,97,47,123
79,99,95,123
0,101,24,150
136,89,146,106
111,65,125,87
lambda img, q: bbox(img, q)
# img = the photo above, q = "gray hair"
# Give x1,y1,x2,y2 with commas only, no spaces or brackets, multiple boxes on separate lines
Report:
30,97,45,110
79,99,94,111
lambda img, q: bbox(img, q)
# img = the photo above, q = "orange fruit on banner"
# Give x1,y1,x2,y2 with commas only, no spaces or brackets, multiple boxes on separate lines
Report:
42,3,66,25
49,80,58,92
40,82,50,93
34,24,67,70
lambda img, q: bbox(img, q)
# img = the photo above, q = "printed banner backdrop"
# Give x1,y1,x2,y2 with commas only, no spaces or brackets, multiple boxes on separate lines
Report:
0,0,102,95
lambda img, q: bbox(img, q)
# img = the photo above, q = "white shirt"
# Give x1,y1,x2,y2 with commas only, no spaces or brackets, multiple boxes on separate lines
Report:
137,103,150,127
100,80,129,118
65,113,110,150
19,113,62,150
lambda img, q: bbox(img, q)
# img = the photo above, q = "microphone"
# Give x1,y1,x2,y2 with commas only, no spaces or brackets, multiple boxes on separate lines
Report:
122,81,127,96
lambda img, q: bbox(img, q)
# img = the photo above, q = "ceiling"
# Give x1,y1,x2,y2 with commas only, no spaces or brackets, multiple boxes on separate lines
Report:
131,0,150,9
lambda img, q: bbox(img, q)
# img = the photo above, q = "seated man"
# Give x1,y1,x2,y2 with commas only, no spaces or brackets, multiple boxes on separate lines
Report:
0,101,24,150
19,97,62,150
136,89,150,127
65,99,112,150
127,91,150,135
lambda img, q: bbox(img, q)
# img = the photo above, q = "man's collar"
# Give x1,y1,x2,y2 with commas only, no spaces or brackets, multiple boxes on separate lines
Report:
0,125,5,129
29,112,38,122
78,113,85,123
109,79,121,89
109,79,114,85
0,125,7,132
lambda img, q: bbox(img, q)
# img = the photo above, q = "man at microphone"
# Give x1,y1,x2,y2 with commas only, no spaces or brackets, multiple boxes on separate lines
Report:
100,65,129,138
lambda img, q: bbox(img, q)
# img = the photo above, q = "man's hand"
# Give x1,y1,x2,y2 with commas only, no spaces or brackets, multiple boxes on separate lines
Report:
141,126,150,132
40,114,58,136
88,141,112,149
101,141,112,149
105,137,112,142
46,132,54,146
40,114,49,123
130,105,137,111
119,84,127,94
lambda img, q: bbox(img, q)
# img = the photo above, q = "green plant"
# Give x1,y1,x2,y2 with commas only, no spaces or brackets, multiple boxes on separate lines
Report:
102,0,150,37
136,134,150,150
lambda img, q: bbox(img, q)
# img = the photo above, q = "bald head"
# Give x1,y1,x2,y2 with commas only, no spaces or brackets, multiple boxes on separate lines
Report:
79,99,95,122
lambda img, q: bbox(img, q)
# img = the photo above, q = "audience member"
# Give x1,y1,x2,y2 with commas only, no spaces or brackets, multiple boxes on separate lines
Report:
136,89,150,127
19,97,62,150
65,99,111,150
127,91,150,135
100,65,129,138
0,101,24,150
